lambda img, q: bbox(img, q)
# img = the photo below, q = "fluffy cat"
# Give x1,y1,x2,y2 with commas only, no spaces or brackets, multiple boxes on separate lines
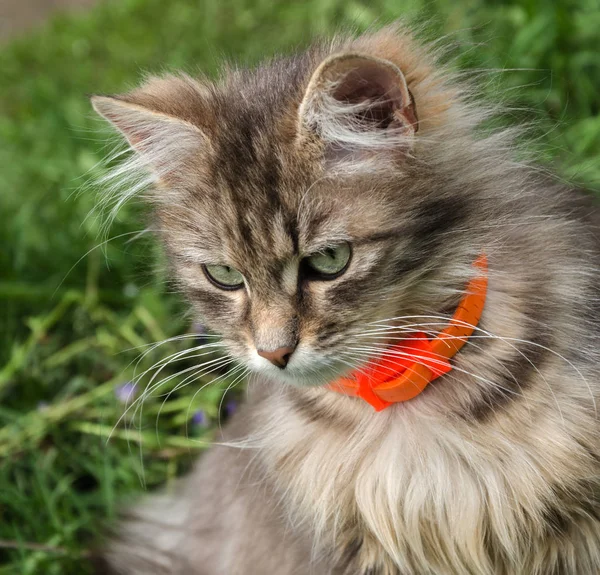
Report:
91,24,600,575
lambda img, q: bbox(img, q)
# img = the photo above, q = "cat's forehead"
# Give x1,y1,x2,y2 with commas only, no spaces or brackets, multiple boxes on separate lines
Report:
170,162,399,277
153,48,419,264
193,174,348,264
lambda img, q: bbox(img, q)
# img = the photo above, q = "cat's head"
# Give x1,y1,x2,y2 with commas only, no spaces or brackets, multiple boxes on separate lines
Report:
92,28,483,387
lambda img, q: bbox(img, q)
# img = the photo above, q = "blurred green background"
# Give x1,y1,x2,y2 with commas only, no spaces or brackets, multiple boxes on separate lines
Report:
0,0,599,572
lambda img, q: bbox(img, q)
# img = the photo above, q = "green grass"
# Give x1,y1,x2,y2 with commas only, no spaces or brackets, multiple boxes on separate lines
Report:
1,0,599,572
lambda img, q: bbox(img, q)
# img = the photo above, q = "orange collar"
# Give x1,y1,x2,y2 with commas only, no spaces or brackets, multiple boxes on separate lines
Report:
329,255,488,411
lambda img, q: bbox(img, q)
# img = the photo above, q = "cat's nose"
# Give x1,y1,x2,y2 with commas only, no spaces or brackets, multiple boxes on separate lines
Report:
257,346,296,369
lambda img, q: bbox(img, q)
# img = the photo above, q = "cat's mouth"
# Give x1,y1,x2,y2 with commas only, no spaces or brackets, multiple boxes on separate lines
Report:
250,345,352,388
282,361,353,388
246,253,488,407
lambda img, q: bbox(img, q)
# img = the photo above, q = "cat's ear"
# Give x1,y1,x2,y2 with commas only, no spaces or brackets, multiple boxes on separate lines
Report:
91,75,210,181
298,53,418,165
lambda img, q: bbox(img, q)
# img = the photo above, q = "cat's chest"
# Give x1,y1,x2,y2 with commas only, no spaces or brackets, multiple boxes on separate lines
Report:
256,397,568,574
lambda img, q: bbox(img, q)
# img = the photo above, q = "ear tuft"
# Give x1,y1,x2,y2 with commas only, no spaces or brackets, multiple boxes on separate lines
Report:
89,83,209,229
91,93,206,156
298,53,418,163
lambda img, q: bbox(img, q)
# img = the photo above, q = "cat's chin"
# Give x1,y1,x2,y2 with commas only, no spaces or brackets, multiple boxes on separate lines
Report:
268,369,335,388
250,358,351,389
243,344,355,388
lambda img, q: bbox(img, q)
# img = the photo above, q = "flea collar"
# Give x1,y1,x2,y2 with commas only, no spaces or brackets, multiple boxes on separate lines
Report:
329,255,488,411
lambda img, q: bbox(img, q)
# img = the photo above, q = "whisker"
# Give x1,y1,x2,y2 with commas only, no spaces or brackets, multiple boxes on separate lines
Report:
109,348,227,444
178,363,247,446
215,367,251,433
119,332,221,355
349,313,594,417
129,353,233,484
340,348,524,401
374,317,594,418
131,352,230,427
129,342,225,394
53,230,147,297
154,357,235,445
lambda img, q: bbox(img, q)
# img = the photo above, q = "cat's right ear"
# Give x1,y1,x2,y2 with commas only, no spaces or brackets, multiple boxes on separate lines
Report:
91,75,210,183
297,53,418,167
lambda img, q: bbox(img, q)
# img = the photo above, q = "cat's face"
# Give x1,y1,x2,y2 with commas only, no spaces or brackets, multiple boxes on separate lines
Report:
159,160,444,387
93,42,475,388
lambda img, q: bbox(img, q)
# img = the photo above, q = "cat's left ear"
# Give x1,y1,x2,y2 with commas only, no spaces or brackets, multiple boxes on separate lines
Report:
297,53,418,163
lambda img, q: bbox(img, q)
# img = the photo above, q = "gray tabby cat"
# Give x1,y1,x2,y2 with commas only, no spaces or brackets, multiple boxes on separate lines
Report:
91,24,600,575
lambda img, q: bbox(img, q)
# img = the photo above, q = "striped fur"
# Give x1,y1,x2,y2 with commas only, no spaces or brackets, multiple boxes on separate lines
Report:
92,24,600,574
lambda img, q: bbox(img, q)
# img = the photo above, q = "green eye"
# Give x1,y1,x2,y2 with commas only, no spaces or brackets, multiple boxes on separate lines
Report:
304,242,352,279
203,264,245,290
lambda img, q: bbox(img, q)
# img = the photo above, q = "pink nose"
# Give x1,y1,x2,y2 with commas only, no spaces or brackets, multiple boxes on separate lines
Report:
257,346,296,368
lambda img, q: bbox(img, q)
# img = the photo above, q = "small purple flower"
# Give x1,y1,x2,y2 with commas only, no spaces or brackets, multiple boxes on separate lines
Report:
225,400,238,417
191,322,211,345
191,409,209,427
115,381,137,404
191,322,207,336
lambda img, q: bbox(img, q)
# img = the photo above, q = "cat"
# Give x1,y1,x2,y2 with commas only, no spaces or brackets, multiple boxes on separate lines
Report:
90,24,600,575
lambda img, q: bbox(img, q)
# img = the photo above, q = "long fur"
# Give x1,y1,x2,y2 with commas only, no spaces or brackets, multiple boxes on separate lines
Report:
91,24,600,575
